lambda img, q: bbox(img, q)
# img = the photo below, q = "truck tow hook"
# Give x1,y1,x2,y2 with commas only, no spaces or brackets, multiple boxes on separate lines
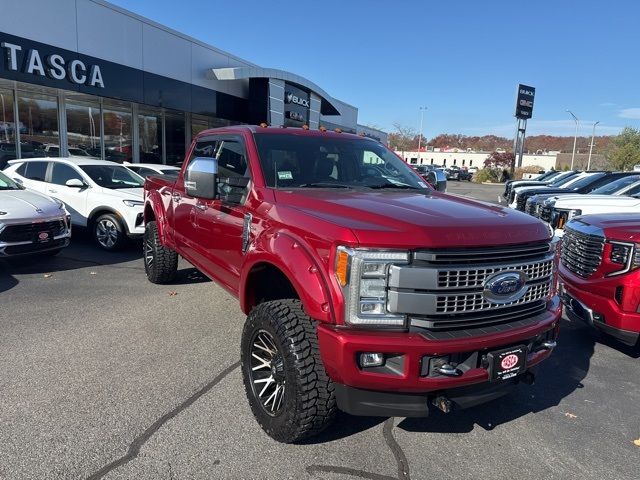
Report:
432,396,453,414
542,340,557,350
436,364,462,377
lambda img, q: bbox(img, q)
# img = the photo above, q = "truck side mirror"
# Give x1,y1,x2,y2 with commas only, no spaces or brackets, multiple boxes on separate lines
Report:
185,157,218,199
426,170,447,192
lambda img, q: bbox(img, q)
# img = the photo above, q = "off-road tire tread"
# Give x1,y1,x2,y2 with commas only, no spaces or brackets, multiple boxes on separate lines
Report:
144,220,178,284
241,299,336,443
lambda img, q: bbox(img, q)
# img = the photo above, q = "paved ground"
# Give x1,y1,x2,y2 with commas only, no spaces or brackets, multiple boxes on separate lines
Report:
1,184,639,480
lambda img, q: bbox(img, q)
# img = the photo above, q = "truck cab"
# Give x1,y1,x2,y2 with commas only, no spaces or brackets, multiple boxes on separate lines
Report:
143,125,562,443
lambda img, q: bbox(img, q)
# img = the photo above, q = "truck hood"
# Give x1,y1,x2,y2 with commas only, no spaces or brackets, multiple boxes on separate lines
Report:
553,194,640,209
0,189,65,221
571,213,640,242
275,189,550,248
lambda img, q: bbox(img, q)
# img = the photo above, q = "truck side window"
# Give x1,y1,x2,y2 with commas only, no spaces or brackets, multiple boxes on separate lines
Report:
217,140,249,179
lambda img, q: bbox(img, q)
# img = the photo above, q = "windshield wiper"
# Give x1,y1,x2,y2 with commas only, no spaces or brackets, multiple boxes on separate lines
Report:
296,182,353,189
367,183,422,190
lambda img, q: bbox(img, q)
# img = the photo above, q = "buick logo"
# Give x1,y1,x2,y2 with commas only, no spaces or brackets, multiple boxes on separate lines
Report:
285,92,310,108
483,271,528,304
501,354,519,370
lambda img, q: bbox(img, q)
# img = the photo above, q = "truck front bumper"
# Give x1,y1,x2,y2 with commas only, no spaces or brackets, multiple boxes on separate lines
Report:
317,301,561,416
560,281,640,346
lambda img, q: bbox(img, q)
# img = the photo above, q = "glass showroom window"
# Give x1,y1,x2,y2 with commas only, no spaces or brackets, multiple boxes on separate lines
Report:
165,111,185,166
103,100,132,163
0,85,17,167
17,90,58,157
66,93,101,158
139,107,163,164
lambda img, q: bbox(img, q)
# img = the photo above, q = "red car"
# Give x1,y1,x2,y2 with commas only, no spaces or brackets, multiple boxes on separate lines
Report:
143,125,561,442
560,213,640,346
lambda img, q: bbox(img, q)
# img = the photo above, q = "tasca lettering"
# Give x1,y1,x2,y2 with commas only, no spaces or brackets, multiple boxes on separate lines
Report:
0,42,105,88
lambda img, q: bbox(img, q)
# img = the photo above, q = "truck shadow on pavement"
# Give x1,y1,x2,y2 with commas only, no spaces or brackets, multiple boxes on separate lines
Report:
397,318,596,434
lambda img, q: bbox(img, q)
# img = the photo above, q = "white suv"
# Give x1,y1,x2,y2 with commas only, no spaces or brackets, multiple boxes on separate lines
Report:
5,157,145,250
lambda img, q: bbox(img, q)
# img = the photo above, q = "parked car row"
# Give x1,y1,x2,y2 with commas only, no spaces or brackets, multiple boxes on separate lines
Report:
504,169,640,347
0,157,179,256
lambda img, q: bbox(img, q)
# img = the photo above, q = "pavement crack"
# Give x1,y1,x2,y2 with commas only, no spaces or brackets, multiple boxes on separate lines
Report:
306,417,411,480
382,418,411,480
86,361,240,480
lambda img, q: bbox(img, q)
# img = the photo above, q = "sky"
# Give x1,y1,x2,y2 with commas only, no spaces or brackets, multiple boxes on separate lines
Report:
110,0,640,139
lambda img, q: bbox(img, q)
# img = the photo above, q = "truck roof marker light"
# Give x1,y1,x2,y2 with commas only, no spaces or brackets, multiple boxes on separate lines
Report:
334,128,342,133
319,126,327,132
302,124,309,130
259,122,268,128
335,249,350,287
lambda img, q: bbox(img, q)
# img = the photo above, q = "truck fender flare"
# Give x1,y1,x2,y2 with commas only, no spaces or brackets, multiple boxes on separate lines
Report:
144,191,172,247
240,232,335,323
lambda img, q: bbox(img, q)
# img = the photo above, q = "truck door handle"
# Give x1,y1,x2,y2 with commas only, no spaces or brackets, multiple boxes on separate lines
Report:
48,189,58,193
172,193,182,203
195,202,207,211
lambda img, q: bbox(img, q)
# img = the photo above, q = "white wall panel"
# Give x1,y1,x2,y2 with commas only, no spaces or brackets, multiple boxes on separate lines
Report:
0,0,77,50
76,0,143,69
142,24,191,83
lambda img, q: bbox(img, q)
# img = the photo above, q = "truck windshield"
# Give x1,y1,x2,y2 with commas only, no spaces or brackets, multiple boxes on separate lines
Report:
253,133,425,190
80,165,145,189
590,175,640,195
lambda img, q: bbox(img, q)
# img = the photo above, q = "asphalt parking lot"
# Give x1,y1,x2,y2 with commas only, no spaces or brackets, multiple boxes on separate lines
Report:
1,183,639,480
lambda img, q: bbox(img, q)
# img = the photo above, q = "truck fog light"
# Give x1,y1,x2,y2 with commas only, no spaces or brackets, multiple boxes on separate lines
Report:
359,352,385,367
360,301,385,314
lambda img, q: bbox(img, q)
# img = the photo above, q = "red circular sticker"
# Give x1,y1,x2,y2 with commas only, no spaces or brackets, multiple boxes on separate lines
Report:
501,354,519,370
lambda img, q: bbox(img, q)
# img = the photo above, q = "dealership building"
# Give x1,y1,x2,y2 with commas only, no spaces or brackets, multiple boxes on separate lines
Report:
0,0,386,166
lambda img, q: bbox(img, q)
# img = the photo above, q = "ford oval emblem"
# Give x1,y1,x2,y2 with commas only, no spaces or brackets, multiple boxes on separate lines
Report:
483,271,528,304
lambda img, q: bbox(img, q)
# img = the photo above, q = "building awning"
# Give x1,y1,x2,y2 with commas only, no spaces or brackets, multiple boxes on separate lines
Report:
207,67,341,116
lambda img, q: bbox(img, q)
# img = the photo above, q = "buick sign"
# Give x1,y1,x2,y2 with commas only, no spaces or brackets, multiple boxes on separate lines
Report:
483,271,528,304
285,92,310,108
515,84,535,119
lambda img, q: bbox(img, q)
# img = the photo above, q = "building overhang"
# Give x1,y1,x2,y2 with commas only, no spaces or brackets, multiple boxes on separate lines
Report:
207,67,341,116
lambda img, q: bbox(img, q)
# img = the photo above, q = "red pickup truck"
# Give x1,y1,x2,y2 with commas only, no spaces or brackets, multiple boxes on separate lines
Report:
143,125,561,443
560,213,640,347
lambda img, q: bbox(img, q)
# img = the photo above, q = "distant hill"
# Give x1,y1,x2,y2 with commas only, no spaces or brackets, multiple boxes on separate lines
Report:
389,132,613,155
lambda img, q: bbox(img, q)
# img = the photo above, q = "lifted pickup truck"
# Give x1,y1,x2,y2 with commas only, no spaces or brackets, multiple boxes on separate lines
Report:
143,125,562,443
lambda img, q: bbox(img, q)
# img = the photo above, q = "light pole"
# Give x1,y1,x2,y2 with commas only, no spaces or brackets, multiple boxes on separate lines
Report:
566,110,579,170
417,106,427,163
587,121,600,170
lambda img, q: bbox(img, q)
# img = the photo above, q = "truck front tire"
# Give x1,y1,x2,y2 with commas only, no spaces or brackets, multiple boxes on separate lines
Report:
241,299,336,443
144,220,178,283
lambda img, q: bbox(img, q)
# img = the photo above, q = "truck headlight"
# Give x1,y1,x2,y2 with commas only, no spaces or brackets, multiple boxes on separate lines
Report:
607,241,637,276
551,208,581,230
334,247,409,327
123,199,144,207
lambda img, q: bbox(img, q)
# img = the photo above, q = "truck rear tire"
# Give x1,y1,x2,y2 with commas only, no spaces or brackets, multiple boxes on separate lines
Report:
241,299,336,443
144,220,178,284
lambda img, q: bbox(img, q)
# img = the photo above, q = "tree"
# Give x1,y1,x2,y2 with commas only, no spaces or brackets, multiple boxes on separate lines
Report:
388,123,417,153
484,151,514,169
608,127,640,171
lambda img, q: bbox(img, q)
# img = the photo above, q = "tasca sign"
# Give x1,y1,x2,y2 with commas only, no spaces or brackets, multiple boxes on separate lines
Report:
515,84,535,119
1,41,104,88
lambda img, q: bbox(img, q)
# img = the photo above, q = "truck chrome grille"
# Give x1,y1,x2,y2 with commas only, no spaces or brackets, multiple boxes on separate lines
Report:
387,241,555,335
437,260,553,289
516,195,527,211
540,206,552,222
525,201,537,216
435,281,549,313
561,226,604,278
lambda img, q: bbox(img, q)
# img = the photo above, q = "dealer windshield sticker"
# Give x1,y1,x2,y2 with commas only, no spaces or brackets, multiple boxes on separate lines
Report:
277,171,293,180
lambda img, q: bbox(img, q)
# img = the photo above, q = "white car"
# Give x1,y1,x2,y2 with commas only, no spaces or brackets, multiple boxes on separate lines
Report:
5,157,145,251
509,172,592,209
542,191,640,236
0,170,71,257
124,163,180,178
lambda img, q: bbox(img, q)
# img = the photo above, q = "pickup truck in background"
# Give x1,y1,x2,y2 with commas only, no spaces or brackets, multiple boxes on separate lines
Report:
560,214,640,347
143,125,561,443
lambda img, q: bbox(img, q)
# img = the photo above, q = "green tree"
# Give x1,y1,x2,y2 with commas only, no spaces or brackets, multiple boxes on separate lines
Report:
609,127,640,171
